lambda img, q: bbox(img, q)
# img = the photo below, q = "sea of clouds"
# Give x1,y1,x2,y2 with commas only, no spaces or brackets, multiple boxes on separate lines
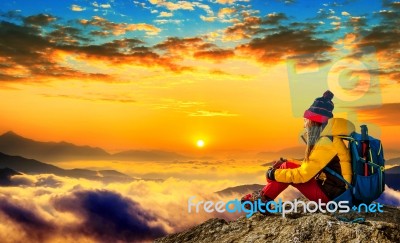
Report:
0,160,398,242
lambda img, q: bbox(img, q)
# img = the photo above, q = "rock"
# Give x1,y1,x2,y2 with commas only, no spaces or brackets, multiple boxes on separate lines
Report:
155,205,400,243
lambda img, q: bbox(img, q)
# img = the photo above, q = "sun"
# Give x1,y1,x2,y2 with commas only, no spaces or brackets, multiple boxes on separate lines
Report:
196,139,205,148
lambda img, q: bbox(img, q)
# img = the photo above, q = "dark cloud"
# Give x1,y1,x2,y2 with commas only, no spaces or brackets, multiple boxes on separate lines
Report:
223,12,289,41
345,16,367,30
383,0,400,9
0,21,54,81
64,42,192,72
289,22,319,31
237,29,332,64
358,27,400,54
61,39,146,57
90,30,110,36
0,198,54,241
224,16,261,40
79,16,160,36
275,0,297,4
53,189,167,242
23,14,56,26
101,38,145,52
0,12,196,82
47,25,90,45
194,49,234,61
262,13,288,25
353,4,400,84
0,21,109,82
356,103,400,126
0,19,190,81
154,37,205,52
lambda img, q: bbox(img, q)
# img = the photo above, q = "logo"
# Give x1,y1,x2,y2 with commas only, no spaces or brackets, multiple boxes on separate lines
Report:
188,196,384,218
286,36,382,138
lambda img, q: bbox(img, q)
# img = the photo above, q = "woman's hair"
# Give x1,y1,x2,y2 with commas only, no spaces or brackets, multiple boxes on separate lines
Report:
304,119,325,160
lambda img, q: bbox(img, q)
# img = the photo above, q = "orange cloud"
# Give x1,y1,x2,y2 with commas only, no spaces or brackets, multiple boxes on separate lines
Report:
149,0,195,11
216,0,236,4
218,7,236,17
222,13,285,41
200,15,217,22
194,49,235,61
71,4,85,12
155,37,206,54
356,103,400,126
158,11,173,17
80,16,161,36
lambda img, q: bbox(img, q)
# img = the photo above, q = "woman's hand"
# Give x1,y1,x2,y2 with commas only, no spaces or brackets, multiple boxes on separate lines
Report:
266,167,276,182
272,157,287,169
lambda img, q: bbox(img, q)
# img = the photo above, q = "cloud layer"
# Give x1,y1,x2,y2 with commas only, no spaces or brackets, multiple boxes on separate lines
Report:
0,157,309,243
0,157,399,242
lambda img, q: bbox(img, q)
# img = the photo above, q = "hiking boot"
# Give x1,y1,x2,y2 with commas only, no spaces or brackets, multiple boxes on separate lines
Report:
240,190,273,215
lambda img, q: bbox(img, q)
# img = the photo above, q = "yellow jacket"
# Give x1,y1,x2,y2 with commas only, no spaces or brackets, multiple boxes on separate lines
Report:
274,118,355,184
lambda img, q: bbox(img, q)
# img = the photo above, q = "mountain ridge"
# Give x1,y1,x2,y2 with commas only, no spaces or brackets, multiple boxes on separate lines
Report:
215,184,264,196
0,167,22,186
0,131,190,162
0,152,132,183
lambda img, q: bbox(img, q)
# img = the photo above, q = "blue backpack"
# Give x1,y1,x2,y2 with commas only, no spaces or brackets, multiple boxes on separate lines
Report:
324,125,385,206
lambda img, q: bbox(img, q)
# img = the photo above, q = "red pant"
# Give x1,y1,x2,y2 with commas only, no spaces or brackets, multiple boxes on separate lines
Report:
262,161,330,203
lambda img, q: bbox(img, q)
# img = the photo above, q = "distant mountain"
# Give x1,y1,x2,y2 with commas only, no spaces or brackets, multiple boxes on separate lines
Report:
0,131,190,162
0,131,110,162
0,152,132,183
386,166,400,174
113,150,190,161
215,184,264,196
0,167,22,186
257,146,305,161
386,157,400,166
386,166,400,191
383,148,400,160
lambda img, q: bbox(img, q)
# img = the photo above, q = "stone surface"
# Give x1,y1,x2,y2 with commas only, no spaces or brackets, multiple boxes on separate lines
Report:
155,206,400,243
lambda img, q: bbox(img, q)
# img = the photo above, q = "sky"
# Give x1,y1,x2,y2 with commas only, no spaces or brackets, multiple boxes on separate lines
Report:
0,0,399,156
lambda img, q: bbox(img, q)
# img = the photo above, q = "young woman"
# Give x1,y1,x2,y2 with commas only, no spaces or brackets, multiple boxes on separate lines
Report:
242,91,355,206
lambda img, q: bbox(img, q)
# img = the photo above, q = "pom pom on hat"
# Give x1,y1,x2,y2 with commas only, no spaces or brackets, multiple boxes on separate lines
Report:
323,90,334,100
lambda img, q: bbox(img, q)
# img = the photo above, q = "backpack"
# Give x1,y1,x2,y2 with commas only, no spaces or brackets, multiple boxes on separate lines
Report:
324,124,385,206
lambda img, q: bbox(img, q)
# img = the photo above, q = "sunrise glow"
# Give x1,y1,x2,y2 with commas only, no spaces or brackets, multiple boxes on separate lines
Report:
0,0,397,155
196,140,205,148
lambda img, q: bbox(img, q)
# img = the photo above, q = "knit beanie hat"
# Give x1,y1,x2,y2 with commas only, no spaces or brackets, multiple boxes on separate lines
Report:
303,90,334,124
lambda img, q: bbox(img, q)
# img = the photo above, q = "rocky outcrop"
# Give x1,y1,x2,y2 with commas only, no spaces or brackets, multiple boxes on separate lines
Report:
155,206,400,243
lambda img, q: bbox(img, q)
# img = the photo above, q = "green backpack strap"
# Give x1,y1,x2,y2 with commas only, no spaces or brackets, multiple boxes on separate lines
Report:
335,215,365,224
